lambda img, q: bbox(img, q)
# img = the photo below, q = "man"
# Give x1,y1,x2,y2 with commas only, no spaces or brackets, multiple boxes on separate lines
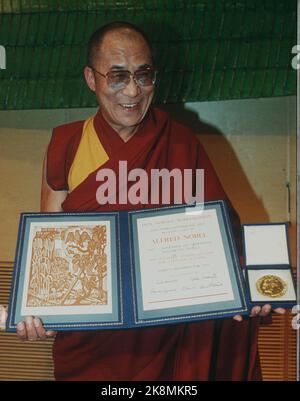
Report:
2,22,284,380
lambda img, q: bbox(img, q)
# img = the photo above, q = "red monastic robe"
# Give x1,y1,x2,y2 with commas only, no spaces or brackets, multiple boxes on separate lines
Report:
47,107,261,381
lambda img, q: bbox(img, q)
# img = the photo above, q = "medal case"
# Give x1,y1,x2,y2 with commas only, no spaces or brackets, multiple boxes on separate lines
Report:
242,223,296,308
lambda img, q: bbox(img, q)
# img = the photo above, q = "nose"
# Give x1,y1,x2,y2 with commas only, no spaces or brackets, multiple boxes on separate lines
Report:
122,75,141,97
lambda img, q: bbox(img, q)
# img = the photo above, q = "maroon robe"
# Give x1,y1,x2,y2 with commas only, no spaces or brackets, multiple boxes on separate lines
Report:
47,107,261,381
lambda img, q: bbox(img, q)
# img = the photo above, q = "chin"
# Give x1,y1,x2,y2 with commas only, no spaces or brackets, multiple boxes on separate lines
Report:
119,114,145,127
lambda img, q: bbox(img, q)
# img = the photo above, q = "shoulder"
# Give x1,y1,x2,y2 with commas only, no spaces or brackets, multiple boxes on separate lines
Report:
48,119,86,161
153,107,200,145
53,119,85,132
46,120,86,191
50,120,85,145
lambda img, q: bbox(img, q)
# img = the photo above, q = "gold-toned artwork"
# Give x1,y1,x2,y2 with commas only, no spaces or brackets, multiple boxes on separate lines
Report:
256,274,287,298
26,225,108,307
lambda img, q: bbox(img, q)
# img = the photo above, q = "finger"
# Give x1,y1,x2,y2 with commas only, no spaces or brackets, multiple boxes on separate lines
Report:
259,304,272,316
274,308,285,315
250,306,261,317
24,316,38,341
33,318,47,340
16,321,28,341
45,330,57,338
233,315,243,322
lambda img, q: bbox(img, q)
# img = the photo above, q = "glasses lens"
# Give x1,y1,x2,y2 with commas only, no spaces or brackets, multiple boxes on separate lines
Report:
135,69,156,86
106,69,156,89
107,71,130,89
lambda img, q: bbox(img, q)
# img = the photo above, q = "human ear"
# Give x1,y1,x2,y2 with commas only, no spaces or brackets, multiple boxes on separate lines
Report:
84,66,96,92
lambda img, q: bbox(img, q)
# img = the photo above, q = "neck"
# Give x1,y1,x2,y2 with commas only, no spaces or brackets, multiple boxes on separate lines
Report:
99,109,141,142
117,126,138,142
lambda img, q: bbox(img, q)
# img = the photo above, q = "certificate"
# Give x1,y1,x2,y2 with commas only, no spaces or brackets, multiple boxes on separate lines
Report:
7,213,123,331
130,202,248,324
7,201,249,331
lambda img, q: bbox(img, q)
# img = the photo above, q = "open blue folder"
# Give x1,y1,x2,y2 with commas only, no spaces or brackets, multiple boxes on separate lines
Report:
7,201,249,332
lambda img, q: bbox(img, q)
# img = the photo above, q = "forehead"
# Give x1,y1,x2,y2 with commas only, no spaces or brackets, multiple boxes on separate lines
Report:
96,29,153,68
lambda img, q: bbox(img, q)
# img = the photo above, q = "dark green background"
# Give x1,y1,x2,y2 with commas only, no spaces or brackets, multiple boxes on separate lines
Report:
0,0,297,109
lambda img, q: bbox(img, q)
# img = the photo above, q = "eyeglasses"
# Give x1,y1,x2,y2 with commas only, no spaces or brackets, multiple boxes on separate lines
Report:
89,66,157,90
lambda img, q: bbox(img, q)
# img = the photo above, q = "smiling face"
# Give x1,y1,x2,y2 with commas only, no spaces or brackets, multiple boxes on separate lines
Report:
84,29,155,140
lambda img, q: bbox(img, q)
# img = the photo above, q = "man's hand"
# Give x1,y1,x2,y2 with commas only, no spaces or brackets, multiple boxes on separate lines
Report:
1,305,56,340
16,317,56,341
233,304,285,322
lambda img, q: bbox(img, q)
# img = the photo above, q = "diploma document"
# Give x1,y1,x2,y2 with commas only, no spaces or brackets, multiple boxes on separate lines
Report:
7,201,248,332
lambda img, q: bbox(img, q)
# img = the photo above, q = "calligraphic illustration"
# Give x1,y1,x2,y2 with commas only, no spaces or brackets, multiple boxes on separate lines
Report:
26,225,108,307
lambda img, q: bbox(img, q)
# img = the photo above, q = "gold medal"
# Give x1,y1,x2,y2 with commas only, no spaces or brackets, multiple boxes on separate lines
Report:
256,274,287,298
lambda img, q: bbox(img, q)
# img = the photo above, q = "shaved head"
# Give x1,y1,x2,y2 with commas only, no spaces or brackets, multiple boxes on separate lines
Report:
87,22,153,67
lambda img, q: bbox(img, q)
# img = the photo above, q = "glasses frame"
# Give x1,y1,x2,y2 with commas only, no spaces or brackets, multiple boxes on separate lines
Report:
89,65,157,89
